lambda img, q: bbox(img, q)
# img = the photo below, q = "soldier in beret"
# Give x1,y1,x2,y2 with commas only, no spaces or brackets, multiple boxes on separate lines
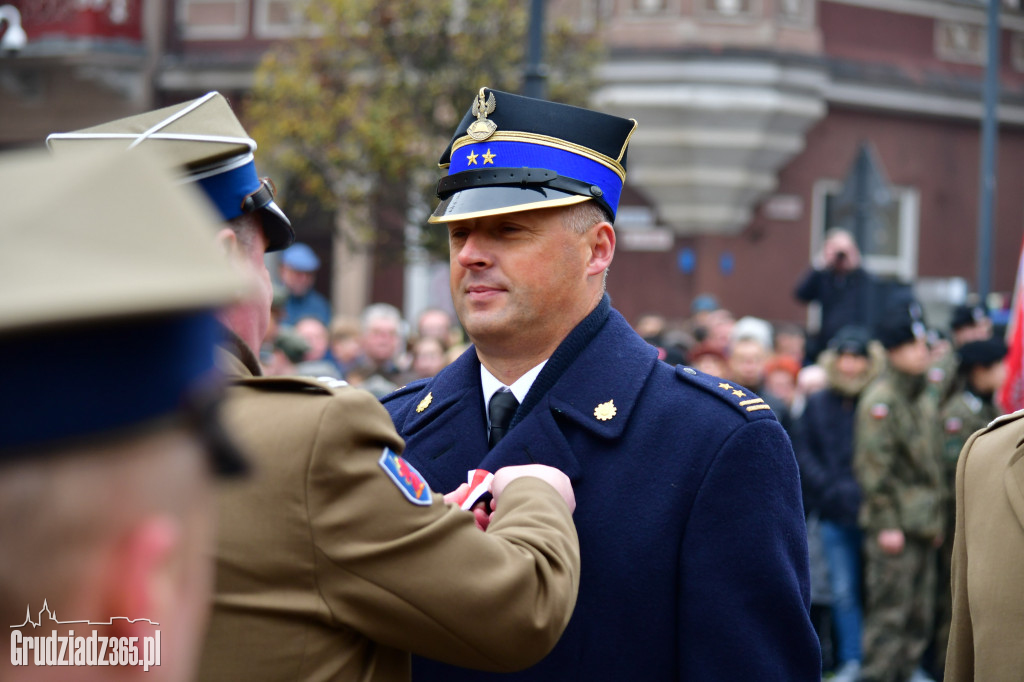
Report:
49,93,582,682
0,149,246,682
928,303,994,395
853,300,945,682
383,87,819,680
933,336,1007,673
794,325,885,682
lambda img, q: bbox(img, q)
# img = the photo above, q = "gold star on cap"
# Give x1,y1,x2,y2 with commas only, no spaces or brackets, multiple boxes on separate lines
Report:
482,148,496,165
594,400,617,421
466,150,479,165
416,392,433,413
718,382,733,390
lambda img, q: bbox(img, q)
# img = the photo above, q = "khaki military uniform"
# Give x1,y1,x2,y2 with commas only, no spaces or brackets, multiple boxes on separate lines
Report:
945,409,1024,681
934,390,1001,669
854,368,945,682
198,340,580,682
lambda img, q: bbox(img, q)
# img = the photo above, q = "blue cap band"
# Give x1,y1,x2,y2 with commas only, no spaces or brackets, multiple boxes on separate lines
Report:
195,157,262,222
447,140,625,216
1,312,222,454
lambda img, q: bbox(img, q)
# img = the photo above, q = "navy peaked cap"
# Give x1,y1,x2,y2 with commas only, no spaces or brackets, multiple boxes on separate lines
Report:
431,87,637,223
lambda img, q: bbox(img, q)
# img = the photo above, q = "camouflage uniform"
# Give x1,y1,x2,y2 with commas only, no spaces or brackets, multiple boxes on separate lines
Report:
854,368,945,682
932,389,1000,672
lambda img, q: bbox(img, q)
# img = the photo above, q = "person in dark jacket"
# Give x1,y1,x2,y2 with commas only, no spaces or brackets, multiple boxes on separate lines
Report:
795,325,884,682
794,228,878,361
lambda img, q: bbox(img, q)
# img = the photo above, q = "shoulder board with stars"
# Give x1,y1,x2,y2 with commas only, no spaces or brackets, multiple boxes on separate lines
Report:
674,366,777,421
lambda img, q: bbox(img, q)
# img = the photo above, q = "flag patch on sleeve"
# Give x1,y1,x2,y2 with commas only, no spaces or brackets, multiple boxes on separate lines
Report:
379,448,432,506
870,403,890,420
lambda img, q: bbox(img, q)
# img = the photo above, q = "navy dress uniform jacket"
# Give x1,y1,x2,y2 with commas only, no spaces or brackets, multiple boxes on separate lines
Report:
383,298,820,681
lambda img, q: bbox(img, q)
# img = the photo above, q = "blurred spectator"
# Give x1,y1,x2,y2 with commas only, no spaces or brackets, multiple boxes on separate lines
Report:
411,335,449,380
293,316,342,379
360,303,410,385
794,228,879,361
763,354,802,414
793,363,828,420
931,302,995,395
689,293,721,328
417,307,461,348
636,313,688,365
950,303,993,347
793,325,883,682
328,314,364,378
263,326,309,376
853,301,943,682
731,316,775,353
727,328,790,431
697,308,735,356
689,343,729,379
774,322,808,367
279,243,331,326
634,313,666,339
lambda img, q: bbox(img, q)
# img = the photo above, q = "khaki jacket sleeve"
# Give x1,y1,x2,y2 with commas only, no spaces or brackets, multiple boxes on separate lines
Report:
945,428,982,681
305,390,580,672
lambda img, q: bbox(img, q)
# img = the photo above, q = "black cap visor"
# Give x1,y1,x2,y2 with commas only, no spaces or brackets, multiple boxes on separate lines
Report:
429,185,589,224
257,200,294,252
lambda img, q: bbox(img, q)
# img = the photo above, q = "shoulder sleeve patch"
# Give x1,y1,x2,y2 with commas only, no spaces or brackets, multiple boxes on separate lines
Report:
378,448,433,506
944,417,963,434
869,403,890,420
674,365,777,421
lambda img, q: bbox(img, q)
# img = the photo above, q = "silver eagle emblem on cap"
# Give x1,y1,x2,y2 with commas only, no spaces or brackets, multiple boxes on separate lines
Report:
467,88,497,141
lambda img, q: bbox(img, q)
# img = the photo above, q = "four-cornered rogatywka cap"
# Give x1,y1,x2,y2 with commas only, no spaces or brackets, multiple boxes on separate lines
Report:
430,87,637,224
46,91,294,252
0,148,249,475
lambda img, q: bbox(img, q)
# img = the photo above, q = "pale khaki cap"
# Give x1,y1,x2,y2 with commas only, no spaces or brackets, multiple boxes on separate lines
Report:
0,148,245,333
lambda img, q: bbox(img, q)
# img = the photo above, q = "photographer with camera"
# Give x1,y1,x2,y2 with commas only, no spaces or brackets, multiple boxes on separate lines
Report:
795,228,879,363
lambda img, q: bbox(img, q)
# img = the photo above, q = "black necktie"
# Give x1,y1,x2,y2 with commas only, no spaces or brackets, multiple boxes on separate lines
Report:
488,389,519,448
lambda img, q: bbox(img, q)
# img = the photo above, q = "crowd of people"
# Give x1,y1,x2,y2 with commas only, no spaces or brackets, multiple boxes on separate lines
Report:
260,251,468,398
7,82,1021,682
627,230,1011,682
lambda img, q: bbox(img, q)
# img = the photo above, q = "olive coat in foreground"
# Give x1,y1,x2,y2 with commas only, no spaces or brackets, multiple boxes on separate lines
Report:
198,342,580,682
383,300,820,681
945,409,1024,681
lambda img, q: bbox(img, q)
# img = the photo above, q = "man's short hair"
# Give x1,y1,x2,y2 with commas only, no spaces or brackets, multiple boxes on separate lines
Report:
563,200,612,235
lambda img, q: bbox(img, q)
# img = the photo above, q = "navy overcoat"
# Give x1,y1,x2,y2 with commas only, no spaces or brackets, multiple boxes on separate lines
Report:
383,298,821,681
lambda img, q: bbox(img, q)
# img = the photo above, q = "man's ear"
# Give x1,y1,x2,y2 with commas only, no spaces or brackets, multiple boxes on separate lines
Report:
586,222,615,278
215,227,239,260
101,516,182,640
